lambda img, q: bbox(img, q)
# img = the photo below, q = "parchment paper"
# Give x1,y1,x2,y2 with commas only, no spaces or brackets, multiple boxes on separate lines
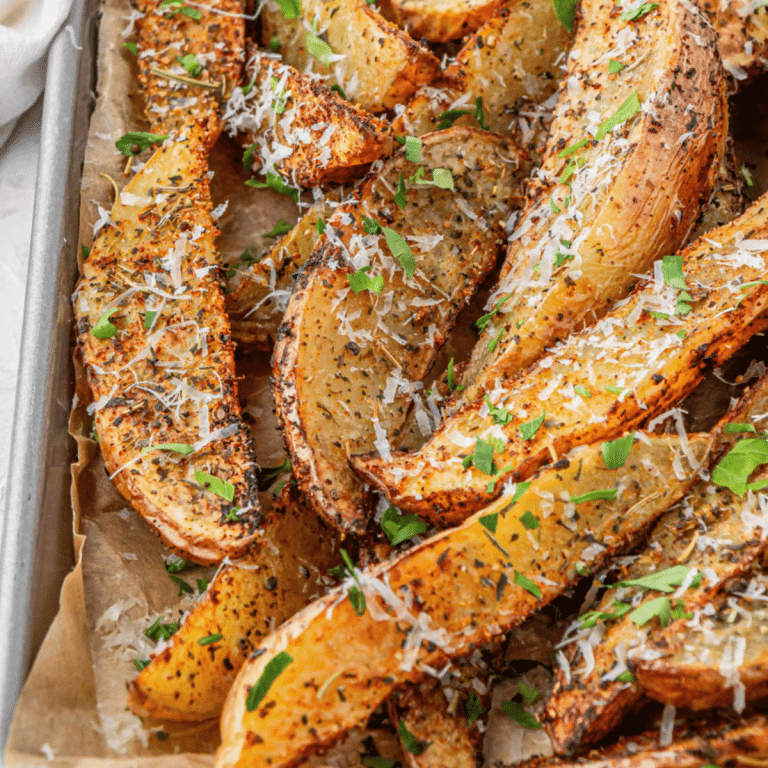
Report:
5,0,768,763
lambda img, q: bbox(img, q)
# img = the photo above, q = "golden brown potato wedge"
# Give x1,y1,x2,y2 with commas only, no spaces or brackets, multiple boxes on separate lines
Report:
352,194,768,526
216,433,706,767
74,128,259,565
378,0,505,42
543,478,768,754
529,714,768,768
457,0,726,399
261,0,441,113
393,0,572,137
715,0,768,81
126,483,340,721
630,571,768,711
223,47,392,187
224,198,330,349
134,0,245,148
273,127,529,535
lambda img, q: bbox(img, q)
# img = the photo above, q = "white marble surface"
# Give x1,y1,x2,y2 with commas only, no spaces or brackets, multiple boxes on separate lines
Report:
0,99,43,503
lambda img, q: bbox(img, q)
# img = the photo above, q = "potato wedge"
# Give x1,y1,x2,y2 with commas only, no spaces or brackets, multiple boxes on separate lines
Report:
223,47,392,187
393,0,571,137
716,0,768,80
260,0,441,113
74,128,260,565
543,477,768,753
378,0,505,42
273,127,529,535
216,433,706,767
126,483,340,721
135,0,245,148
352,194,768,525
224,198,329,348
455,0,726,400
529,714,768,768
630,570,768,711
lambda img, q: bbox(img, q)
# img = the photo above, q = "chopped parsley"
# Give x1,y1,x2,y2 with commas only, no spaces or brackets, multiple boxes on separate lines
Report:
163,555,187,573
198,633,223,646
362,759,396,768
245,651,293,711
268,35,282,52
91,308,119,339
574,384,592,398
330,83,348,99
274,0,301,19
398,720,429,755
177,53,203,78
608,58,624,73
518,409,545,440
307,28,334,67
447,357,464,392
159,0,201,19
616,670,636,682
409,166,454,190
551,0,577,31
436,97,488,130
479,512,498,533
630,596,690,627
476,296,511,332
380,506,427,546
134,658,151,671
464,437,496,475
519,510,539,530
361,215,381,234
601,432,635,469
724,422,757,434
620,2,658,20
169,574,194,596
145,616,179,642
334,548,366,616
124,41,138,55
558,138,589,158
465,690,483,723
382,227,416,279
141,442,194,456
579,599,632,628
570,488,618,504
741,164,754,187
501,700,542,729
609,565,701,593
518,682,539,706
246,171,299,203
394,172,407,208
270,76,288,114
400,135,422,162
484,395,512,426
263,219,294,238
711,436,768,495
514,571,542,599
194,470,235,503
115,131,169,157
487,329,503,353
595,92,641,141
348,266,384,294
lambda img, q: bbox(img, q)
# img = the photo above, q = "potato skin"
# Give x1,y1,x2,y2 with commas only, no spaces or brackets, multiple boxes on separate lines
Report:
74,129,260,564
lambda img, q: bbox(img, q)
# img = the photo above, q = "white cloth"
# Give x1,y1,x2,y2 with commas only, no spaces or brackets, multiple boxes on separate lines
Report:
0,0,74,149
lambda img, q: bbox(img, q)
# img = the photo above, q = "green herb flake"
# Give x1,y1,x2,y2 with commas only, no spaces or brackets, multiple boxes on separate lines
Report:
92,308,119,339
274,0,301,19
575,562,590,576
198,633,223,646
620,2,658,21
724,422,757,434
361,215,381,235
579,599,632,628
605,384,625,395
711,437,768,495
608,58,624,73
245,651,293,711
574,384,592,398
145,616,179,642
549,196,561,213
473,97,489,130
431,167,455,190
197,577,209,593
398,719,429,755
338,548,366,616
479,512,499,533
348,266,384,294
382,227,416,279
514,571,542,599
361,759,396,768
601,432,635,469
143,309,157,329
476,296,511,332
134,658,151,671
519,510,539,530
509,481,531,506
402,135,422,163
246,171,299,203
164,555,187,573
159,0,201,18
595,92,641,141
518,682,539,706
262,218,294,239
630,595,673,627
558,138,589,158
519,409,545,441
616,670,635,682
330,83,348,99
551,0,577,32
436,108,471,130
124,41,138,55
468,437,496,475
270,76,288,114
570,488,618,504
484,395,512,426
661,254,687,290
465,690,483,723
177,53,203,78
500,700,542,729
269,34,282,52
194,470,235,503
307,31,334,67
394,172,407,209
115,131,168,157
141,443,194,456
741,164,755,187
169,574,194,596
447,357,464,392
380,506,427,546
610,565,701,593
315,217,326,235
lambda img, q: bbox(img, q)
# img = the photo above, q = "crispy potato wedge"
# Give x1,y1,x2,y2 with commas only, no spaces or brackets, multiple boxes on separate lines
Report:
393,0,572,137
529,714,768,768
378,0,505,42
630,571,768,711
223,47,392,187
224,198,330,348
352,194,768,525
126,483,340,721
260,0,441,113
134,0,245,148
273,127,529,535
216,433,706,767
456,0,726,399
74,128,260,565
543,476,768,753
715,0,768,80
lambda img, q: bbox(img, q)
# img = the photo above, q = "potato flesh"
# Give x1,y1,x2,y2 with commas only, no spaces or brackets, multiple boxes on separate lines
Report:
74,130,260,564
216,434,706,767
351,194,768,526
378,0,505,42
273,127,528,535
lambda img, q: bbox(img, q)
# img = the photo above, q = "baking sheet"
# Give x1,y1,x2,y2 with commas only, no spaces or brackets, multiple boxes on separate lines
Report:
3,0,768,764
